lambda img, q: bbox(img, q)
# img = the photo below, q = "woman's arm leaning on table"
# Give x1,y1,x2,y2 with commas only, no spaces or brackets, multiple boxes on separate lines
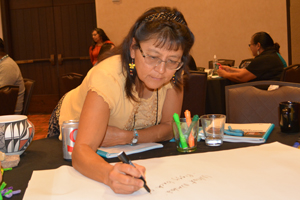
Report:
72,86,183,194
72,90,145,194
217,66,256,83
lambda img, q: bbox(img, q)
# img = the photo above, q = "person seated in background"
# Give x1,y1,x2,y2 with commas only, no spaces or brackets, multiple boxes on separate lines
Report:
94,43,115,65
0,38,25,114
89,28,114,65
48,6,194,194
217,32,286,83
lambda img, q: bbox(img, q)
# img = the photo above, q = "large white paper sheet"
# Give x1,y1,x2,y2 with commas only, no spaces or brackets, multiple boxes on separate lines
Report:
24,142,300,200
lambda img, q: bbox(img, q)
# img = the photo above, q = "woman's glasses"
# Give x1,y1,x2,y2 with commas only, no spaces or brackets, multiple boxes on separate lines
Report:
139,47,183,70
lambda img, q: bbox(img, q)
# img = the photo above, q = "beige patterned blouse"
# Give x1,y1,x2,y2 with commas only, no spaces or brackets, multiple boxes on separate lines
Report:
59,55,172,139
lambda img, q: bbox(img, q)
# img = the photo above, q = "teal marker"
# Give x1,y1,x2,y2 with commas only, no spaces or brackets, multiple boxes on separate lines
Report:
186,115,199,135
173,113,188,149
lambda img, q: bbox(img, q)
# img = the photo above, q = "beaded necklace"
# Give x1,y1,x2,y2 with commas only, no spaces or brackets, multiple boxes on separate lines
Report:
0,54,9,63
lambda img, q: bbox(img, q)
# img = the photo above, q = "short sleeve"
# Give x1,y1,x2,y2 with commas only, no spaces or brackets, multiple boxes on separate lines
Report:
246,57,267,77
86,56,125,114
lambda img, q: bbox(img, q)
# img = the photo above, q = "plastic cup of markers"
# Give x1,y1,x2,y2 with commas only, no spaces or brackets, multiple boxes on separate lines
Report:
172,118,199,153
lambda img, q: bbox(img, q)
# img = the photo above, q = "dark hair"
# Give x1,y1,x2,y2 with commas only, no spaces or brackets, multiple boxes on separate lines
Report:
252,32,281,53
100,7,194,101
91,28,110,50
0,38,4,52
97,43,114,62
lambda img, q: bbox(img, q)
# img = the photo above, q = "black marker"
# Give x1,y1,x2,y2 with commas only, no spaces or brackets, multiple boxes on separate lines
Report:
117,151,151,193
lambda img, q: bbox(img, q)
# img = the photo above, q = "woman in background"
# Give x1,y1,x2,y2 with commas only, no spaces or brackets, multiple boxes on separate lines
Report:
94,43,115,65
217,31,286,82
89,28,114,65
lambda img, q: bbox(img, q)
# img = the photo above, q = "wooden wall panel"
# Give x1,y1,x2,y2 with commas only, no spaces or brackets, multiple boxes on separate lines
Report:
9,0,52,9
1,0,96,113
290,0,300,65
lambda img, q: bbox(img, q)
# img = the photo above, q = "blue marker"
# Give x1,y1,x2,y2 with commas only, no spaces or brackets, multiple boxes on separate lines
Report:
293,141,300,148
224,126,244,137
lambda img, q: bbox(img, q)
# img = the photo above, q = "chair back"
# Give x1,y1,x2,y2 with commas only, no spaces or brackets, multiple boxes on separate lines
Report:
61,72,84,96
181,71,207,118
22,78,36,115
0,85,19,115
209,59,235,69
225,81,300,127
281,64,300,83
238,58,253,68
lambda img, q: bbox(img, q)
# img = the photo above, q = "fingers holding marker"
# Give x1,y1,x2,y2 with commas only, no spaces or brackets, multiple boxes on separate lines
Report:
118,151,151,193
108,162,144,194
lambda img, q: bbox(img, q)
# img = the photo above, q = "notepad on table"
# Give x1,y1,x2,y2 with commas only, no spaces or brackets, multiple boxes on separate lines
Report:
97,143,163,158
223,123,275,143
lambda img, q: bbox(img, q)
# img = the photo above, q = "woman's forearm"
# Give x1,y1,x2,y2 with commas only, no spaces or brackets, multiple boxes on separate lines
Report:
135,122,173,143
102,123,173,146
72,143,113,185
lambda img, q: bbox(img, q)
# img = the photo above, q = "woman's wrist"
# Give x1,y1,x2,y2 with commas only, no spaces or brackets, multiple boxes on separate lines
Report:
120,129,135,145
130,129,139,145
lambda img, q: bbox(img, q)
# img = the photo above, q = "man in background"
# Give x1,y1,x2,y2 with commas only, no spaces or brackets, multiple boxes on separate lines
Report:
0,38,25,114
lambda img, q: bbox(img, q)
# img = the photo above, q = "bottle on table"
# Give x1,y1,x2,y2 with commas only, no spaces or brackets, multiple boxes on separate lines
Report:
213,55,219,70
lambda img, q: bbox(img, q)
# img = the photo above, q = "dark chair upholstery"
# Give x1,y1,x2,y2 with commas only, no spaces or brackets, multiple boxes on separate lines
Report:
0,85,19,115
61,72,84,96
209,59,235,69
21,78,36,115
280,64,300,83
238,58,254,68
181,71,207,118
225,81,300,127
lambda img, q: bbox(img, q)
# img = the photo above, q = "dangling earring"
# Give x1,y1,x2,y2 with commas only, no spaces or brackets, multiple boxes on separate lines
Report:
129,58,135,76
172,74,176,84
257,50,260,55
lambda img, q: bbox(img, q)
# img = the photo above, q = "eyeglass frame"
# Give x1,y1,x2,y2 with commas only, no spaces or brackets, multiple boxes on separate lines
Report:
248,43,256,47
138,46,183,71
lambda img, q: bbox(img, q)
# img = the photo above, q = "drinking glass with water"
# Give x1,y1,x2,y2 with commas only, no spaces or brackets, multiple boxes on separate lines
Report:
200,114,226,146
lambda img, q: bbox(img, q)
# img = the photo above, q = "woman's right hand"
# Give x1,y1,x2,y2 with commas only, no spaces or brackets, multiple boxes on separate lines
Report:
219,65,231,72
107,162,146,194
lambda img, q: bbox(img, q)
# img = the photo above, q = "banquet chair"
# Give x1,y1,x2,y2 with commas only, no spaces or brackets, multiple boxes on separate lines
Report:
181,70,207,118
208,59,235,69
21,78,36,115
280,64,300,83
0,85,19,115
238,58,253,69
225,81,300,127
61,72,84,96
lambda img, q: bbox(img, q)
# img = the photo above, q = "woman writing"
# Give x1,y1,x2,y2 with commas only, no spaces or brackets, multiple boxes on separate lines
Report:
217,32,286,82
48,7,194,194
89,28,114,65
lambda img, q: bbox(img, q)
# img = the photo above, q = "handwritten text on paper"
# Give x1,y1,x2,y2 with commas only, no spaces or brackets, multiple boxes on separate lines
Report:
152,174,212,194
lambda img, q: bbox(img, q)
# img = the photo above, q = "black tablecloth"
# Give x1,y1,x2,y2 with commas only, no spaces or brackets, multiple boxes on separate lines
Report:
205,78,234,114
4,127,300,200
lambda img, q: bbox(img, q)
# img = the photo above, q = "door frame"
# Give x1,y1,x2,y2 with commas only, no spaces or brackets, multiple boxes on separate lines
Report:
1,0,96,113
